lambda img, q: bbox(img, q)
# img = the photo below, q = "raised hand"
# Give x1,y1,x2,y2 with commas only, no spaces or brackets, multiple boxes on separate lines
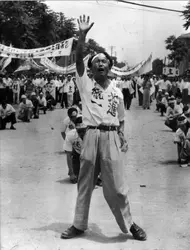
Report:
77,15,94,35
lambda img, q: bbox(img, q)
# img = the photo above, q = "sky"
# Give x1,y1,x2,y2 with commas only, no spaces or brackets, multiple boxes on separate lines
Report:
46,0,189,66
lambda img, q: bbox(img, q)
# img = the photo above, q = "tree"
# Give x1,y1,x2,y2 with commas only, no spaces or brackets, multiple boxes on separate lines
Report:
0,1,76,48
165,35,188,67
152,58,163,75
84,38,105,55
183,1,190,30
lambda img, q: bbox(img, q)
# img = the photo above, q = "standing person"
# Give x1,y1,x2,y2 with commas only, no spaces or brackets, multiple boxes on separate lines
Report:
3,75,13,103
61,15,146,241
0,77,6,104
12,77,20,104
142,74,152,109
137,76,143,106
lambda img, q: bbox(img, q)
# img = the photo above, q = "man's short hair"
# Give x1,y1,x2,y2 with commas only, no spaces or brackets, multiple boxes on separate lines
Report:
87,52,113,69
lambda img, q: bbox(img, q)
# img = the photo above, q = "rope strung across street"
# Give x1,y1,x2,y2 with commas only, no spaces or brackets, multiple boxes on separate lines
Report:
116,0,183,13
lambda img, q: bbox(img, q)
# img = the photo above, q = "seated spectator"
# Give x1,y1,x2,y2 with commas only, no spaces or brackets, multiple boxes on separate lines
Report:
38,92,47,114
65,116,102,185
46,91,56,110
183,106,190,123
159,92,169,116
174,115,190,167
175,96,184,115
165,96,181,132
30,92,39,119
17,95,33,122
0,100,16,130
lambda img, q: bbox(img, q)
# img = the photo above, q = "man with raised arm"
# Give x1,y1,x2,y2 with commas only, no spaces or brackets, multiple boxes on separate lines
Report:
61,15,147,241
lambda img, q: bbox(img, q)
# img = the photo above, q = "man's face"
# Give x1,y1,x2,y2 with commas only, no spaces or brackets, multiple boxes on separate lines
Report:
22,98,26,104
91,54,110,78
169,103,175,109
176,98,181,104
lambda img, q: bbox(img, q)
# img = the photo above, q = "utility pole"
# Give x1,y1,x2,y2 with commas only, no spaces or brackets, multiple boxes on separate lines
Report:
109,46,115,57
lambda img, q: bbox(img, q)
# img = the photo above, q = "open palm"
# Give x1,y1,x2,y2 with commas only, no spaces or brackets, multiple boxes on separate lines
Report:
77,15,94,34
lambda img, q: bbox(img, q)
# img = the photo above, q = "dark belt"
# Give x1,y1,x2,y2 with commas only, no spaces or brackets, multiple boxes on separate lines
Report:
87,125,118,131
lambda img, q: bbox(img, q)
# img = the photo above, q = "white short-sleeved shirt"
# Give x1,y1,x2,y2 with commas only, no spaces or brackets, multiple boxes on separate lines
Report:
64,129,82,154
174,128,190,143
76,70,124,126
61,116,75,134
0,104,15,117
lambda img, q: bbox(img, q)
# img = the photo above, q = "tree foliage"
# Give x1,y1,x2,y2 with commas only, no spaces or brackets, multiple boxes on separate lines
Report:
183,1,190,30
165,35,188,66
152,58,163,75
0,1,77,48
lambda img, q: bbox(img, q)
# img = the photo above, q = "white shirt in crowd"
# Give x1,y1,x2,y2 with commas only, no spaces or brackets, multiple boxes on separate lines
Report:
76,69,124,126
3,77,12,87
0,104,15,117
12,79,20,94
38,96,47,107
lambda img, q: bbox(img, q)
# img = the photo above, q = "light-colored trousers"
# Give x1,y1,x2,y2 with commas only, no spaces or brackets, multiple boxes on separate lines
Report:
73,129,133,233
143,89,150,108
67,93,73,107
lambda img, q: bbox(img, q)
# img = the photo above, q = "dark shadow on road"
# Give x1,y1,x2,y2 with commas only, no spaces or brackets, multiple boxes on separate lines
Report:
160,129,173,133
32,222,133,243
158,159,178,165
56,178,71,184
54,151,65,155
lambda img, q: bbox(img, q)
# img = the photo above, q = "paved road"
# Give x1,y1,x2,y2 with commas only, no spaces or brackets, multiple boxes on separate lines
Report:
1,100,190,250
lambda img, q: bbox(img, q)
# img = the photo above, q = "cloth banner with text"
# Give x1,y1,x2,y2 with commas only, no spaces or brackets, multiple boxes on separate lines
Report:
0,38,74,59
110,54,152,76
40,55,89,74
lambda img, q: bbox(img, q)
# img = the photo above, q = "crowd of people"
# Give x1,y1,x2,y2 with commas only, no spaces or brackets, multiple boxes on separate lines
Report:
0,73,81,129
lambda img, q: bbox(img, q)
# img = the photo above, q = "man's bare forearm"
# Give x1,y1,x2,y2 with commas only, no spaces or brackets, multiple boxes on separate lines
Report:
118,120,125,134
76,33,86,76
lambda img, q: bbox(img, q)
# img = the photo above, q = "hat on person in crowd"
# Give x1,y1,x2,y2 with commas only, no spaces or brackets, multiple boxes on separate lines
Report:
177,115,187,126
67,107,78,118
31,92,36,96
21,95,26,99
165,92,169,96
158,89,162,92
39,92,43,96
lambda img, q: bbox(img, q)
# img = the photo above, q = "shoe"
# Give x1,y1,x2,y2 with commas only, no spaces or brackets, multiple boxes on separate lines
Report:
70,175,77,184
10,126,16,130
130,223,147,241
34,116,39,119
96,178,102,187
60,226,84,239
180,163,188,168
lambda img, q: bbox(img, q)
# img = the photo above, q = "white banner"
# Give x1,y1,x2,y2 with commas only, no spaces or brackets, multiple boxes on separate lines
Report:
110,54,152,76
136,54,152,75
1,56,12,70
40,55,89,74
0,38,74,59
